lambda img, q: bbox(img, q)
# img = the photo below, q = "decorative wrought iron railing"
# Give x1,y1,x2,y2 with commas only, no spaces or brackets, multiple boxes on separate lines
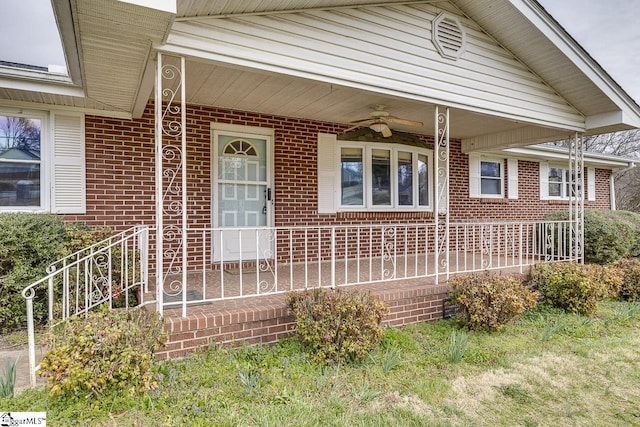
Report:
22,225,150,386
155,220,575,315
22,219,574,386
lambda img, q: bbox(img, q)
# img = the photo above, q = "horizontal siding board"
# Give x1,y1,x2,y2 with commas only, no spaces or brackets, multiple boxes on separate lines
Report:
170,3,583,127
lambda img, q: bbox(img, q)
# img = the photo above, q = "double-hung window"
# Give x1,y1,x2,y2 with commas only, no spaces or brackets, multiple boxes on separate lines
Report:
339,142,432,211
0,113,44,209
0,109,85,213
480,159,503,197
548,165,581,199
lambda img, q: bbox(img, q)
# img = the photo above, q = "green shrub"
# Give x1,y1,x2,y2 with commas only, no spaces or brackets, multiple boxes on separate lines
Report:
286,287,387,365
0,213,68,332
611,258,640,302
0,213,114,333
39,308,164,398
529,262,614,316
544,210,640,264
448,272,538,330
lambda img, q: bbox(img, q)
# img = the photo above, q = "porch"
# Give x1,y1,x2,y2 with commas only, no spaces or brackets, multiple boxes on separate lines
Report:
22,219,574,367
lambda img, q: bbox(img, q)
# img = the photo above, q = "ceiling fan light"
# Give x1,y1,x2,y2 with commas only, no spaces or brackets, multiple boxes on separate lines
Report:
369,122,387,133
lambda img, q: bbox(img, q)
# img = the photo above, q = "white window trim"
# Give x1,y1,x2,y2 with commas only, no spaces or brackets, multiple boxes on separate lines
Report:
336,140,434,212
479,156,505,199
0,108,49,212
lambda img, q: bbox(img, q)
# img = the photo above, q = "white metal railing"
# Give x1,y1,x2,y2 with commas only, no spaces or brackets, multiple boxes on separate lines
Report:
155,220,574,314
22,225,150,386
21,220,572,386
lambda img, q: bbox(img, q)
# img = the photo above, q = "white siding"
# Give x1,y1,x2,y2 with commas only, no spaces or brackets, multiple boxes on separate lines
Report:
317,133,337,214
51,112,86,214
168,3,583,129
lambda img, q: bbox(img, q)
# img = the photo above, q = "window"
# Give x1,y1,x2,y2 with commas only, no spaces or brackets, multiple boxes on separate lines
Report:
338,142,432,211
0,113,42,209
539,163,595,202
480,159,503,196
548,165,580,199
0,109,85,213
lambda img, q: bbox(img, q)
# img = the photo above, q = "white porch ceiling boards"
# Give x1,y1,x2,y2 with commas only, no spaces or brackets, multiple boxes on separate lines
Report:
165,2,584,136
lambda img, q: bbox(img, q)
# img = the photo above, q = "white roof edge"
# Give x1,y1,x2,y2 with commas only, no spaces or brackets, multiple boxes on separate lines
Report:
516,0,640,125
499,144,637,168
0,98,133,120
118,0,176,14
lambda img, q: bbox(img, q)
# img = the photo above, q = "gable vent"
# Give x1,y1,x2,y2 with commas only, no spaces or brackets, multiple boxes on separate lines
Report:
432,12,466,60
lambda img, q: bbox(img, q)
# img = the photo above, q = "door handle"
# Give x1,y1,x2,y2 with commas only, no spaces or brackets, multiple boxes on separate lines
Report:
266,188,272,201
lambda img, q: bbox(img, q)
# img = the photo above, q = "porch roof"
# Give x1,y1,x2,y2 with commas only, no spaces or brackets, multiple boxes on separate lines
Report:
1,0,639,150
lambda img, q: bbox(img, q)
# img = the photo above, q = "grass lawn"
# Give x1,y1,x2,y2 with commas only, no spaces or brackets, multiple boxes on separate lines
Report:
2,301,640,426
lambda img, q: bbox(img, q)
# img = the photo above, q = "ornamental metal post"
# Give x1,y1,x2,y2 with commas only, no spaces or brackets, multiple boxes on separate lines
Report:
155,53,188,317
568,132,584,263
434,106,450,283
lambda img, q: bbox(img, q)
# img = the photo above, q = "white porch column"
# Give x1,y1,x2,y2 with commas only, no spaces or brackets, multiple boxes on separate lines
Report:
434,106,450,283
568,132,584,263
155,53,188,317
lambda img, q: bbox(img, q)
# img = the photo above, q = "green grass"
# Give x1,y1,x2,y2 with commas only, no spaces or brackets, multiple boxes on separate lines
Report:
2,301,640,426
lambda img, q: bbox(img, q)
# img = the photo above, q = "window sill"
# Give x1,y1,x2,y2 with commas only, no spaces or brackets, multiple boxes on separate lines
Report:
337,211,434,219
479,197,507,204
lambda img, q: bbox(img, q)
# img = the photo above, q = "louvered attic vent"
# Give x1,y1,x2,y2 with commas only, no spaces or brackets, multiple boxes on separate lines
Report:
432,12,466,60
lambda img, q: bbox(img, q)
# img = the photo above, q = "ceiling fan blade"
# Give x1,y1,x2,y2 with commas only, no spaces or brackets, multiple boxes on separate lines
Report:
385,116,423,127
350,118,375,125
343,124,364,133
380,125,392,137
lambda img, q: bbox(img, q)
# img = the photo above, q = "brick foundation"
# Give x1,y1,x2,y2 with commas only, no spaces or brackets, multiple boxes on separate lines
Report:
157,281,450,359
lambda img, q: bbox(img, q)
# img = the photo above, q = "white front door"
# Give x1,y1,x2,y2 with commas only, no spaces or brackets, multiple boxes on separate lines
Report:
212,127,273,262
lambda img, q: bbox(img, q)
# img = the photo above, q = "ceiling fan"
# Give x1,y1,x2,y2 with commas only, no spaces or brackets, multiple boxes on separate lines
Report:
344,105,423,137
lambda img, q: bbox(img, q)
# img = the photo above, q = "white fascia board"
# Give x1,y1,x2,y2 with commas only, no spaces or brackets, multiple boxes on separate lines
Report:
0,76,84,98
514,0,640,123
116,0,176,13
499,146,636,168
586,110,640,131
0,99,132,120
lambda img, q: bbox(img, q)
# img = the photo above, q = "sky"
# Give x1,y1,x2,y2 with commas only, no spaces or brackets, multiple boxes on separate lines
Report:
0,0,639,104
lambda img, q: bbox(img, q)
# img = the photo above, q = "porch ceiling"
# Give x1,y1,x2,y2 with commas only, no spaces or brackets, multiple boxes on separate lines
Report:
180,57,525,141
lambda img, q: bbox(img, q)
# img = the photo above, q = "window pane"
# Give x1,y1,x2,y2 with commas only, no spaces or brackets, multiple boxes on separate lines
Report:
371,149,391,206
398,151,413,206
0,115,41,207
549,182,561,197
0,163,41,206
418,154,428,206
548,167,563,183
481,161,500,178
341,147,363,205
481,178,501,195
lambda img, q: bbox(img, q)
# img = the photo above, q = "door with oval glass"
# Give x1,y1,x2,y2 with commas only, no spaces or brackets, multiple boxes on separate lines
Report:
212,128,273,262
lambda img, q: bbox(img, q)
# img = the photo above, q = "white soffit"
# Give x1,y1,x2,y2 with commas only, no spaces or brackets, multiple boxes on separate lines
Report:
69,0,174,112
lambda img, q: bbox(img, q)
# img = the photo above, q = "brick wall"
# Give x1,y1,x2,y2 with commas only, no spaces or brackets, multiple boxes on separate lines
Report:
65,102,612,230
157,282,450,359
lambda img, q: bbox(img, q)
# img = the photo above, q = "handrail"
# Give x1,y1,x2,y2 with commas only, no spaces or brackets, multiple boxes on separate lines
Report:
22,225,150,387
